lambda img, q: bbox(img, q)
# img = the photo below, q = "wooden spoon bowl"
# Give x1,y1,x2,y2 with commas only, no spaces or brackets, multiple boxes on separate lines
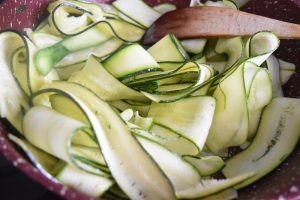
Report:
142,6,300,44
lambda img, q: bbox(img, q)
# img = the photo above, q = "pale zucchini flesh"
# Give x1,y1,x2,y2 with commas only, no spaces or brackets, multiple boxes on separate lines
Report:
222,97,300,189
176,172,255,199
147,124,200,156
183,155,225,177
32,82,176,200
148,96,216,151
8,134,61,179
147,34,189,63
200,188,238,200
112,0,161,28
102,44,161,79
136,136,201,193
56,164,113,197
206,62,249,154
69,55,148,102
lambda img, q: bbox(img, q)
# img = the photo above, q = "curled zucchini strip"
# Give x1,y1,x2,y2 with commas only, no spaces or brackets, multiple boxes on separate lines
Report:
279,59,296,85
139,63,216,103
36,20,143,74
49,1,103,35
176,172,255,199
112,0,161,29
9,134,113,197
23,105,109,177
102,43,161,79
69,55,148,102
0,31,28,132
0,31,59,132
222,97,300,189
136,136,202,193
246,66,273,139
48,0,115,35
8,134,61,180
134,125,200,156
206,31,279,154
147,34,189,63
32,82,176,200
49,1,144,40
183,155,225,177
36,1,145,76
148,96,216,151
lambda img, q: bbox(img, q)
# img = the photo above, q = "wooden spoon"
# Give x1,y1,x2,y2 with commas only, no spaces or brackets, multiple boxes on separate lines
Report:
142,6,300,45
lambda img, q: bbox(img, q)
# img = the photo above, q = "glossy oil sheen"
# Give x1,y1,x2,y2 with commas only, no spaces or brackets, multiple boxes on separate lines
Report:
0,0,299,199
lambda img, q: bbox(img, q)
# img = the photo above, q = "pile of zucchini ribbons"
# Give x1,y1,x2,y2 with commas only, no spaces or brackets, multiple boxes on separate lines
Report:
1,0,299,199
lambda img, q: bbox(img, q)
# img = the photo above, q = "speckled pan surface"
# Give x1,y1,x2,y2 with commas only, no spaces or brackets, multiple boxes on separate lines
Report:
0,0,299,199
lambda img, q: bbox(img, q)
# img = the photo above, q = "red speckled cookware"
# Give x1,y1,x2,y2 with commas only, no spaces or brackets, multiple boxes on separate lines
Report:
0,0,299,199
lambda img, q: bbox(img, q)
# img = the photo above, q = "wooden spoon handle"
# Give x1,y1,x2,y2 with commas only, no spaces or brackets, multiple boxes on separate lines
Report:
142,6,300,44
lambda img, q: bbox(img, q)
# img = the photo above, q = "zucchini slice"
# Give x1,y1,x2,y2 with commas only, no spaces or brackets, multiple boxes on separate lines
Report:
246,67,273,139
32,82,176,200
134,125,200,156
23,105,109,176
183,155,225,177
148,96,216,151
36,17,145,75
120,109,153,130
136,136,201,193
0,31,39,132
176,172,255,199
215,37,243,70
35,25,112,75
56,164,113,197
27,31,62,49
246,31,280,66
205,62,250,154
48,0,118,35
201,188,238,200
8,134,61,178
23,105,87,164
266,55,284,97
207,32,280,154
222,97,300,189
49,94,90,125
102,44,161,79
140,63,216,103
204,39,227,63
109,100,150,117
1,0,299,198
11,33,59,95
280,70,295,85
12,46,59,95
10,133,113,197
147,34,189,63
181,39,207,55
278,58,297,70
279,59,296,85
55,37,123,68
69,55,148,102
112,0,161,28
55,62,86,80
50,1,99,35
